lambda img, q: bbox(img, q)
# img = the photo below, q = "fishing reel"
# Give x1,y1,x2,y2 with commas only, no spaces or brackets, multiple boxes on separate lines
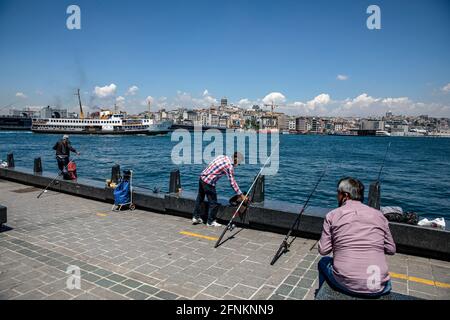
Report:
281,240,290,252
227,223,236,232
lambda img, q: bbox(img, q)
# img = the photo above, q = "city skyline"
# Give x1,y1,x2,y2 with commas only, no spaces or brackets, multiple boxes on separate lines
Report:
0,0,449,117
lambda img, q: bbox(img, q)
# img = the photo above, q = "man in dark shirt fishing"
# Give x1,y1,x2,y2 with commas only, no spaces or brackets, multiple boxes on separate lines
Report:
53,135,80,175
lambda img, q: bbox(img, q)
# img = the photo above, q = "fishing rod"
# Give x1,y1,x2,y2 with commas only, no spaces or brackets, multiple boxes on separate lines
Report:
368,142,391,209
377,142,391,181
214,142,279,249
37,154,79,199
270,166,328,266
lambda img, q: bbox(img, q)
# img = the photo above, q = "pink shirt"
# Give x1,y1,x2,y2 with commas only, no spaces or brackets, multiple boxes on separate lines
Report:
318,200,396,294
200,155,242,195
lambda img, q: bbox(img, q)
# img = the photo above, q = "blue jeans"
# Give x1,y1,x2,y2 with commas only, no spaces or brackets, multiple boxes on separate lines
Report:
193,179,219,224
318,256,392,298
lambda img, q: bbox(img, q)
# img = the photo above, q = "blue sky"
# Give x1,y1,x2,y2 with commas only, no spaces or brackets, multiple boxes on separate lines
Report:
0,0,449,116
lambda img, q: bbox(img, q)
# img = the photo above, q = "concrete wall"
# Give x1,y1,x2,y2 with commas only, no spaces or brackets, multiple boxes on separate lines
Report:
0,166,449,261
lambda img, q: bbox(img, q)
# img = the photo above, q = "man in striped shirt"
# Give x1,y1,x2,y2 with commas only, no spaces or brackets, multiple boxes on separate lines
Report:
192,152,245,227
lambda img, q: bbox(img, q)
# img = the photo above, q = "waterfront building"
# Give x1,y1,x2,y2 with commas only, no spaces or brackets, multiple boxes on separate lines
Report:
311,117,322,133
260,115,278,129
296,117,310,132
360,119,385,131
334,122,344,132
40,106,69,119
220,98,228,108
288,117,296,131
9,107,41,118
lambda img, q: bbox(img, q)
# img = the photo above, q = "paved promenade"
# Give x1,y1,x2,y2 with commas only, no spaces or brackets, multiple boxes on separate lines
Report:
0,179,449,300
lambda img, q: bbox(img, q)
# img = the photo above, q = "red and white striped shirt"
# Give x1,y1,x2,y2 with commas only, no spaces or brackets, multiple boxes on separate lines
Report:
200,155,242,195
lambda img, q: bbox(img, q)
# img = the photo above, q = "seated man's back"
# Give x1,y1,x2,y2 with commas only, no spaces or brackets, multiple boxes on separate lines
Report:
319,199,396,294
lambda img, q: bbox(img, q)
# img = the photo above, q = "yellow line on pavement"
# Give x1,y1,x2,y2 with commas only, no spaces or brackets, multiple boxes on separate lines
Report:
390,272,450,288
96,213,108,217
180,231,218,241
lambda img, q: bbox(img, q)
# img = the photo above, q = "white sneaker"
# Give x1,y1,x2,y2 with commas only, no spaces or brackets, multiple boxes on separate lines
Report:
207,221,222,227
192,217,203,225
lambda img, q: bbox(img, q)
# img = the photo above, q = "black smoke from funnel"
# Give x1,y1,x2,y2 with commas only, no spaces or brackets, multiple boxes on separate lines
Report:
53,96,62,109
75,56,87,88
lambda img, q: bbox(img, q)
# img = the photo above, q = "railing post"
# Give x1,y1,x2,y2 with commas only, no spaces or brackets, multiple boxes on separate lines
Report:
111,164,121,184
34,157,43,173
6,153,14,168
368,181,381,210
252,175,265,203
169,169,182,193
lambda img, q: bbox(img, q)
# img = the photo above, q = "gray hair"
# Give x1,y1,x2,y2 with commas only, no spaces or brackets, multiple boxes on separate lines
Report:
337,177,364,202
233,151,244,165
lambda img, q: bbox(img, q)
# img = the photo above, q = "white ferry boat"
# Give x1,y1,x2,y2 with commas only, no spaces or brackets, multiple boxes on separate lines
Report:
32,113,172,135
375,130,391,137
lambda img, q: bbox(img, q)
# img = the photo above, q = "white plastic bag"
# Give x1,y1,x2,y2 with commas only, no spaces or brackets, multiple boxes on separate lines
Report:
417,217,446,230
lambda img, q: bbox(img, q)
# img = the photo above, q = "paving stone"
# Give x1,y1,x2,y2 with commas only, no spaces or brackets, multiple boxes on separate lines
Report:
12,278,46,294
38,279,68,295
408,290,437,300
193,293,218,300
122,279,142,289
276,284,294,296
298,277,315,289
202,284,231,298
251,285,276,300
283,275,300,286
95,279,116,288
297,260,314,269
137,284,160,295
82,272,102,283
391,281,408,294
289,287,308,300
435,287,450,300
81,264,98,272
14,289,47,300
124,271,161,286
303,269,319,280
35,255,52,263
408,281,437,296
89,287,130,300
47,291,74,300
92,269,113,277
291,267,308,277
154,290,179,300
107,274,127,283
110,284,132,295
73,292,102,300
228,284,258,299
126,290,150,300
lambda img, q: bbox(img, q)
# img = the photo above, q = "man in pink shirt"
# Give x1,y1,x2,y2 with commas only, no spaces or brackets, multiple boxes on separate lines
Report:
192,152,245,227
317,177,396,297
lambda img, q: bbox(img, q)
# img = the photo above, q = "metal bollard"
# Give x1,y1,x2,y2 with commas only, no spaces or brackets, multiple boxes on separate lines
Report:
368,181,381,210
34,157,43,173
252,175,265,203
169,169,181,193
6,153,14,168
111,164,121,184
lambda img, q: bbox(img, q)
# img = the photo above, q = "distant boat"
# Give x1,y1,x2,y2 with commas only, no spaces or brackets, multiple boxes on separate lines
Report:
376,130,391,137
32,114,172,135
31,89,172,135
0,115,32,131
